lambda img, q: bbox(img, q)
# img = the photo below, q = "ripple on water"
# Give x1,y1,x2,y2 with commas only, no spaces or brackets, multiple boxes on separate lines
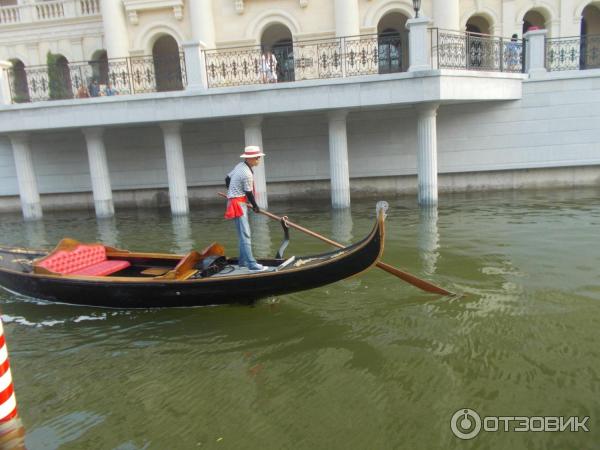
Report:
0,191,599,449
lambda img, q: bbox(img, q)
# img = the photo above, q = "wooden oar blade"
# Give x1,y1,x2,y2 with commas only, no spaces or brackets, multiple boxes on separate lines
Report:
375,261,454,296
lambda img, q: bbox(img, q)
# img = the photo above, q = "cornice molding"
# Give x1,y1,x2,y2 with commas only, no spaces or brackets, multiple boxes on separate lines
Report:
0,23,104,46
122,0,184,25
235,0,308,15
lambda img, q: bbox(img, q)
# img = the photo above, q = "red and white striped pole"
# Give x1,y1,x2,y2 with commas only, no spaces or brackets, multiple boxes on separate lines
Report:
0,319,18,422
0,318,25,450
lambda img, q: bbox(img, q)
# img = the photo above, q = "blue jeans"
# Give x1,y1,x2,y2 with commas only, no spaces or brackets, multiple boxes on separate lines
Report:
234,203,257,267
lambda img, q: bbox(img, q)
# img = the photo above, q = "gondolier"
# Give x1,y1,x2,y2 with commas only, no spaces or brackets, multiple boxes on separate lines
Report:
225,145,266,271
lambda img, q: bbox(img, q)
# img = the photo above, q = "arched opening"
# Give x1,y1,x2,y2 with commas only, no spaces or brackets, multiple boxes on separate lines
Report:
377,12,409,74
261,24,294,82
465,15,493,68
90,50,108,85
8,59,30,103
47,53,72,100
522,10,547,35
581,4,600,69
466,15,492,35
152,35,184,91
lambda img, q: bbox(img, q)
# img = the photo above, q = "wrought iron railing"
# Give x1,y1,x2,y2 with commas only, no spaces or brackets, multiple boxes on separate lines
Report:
6,53,187,103
204,32,409,88
546,34,600,71
431,28,524,73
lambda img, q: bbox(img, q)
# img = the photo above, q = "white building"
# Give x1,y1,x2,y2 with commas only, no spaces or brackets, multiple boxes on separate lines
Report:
0,0,599,219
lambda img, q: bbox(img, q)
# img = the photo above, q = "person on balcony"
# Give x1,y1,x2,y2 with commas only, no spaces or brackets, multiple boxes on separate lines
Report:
104,83,118,96
88,79,100,97
260,50,278,83
507,34,521,70
76,85,89,98
224,146,267,271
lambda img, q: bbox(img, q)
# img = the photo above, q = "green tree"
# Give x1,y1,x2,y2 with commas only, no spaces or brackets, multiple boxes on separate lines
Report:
47,51,71,100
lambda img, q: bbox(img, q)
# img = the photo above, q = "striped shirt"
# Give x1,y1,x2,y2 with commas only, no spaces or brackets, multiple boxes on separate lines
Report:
227,161,254,198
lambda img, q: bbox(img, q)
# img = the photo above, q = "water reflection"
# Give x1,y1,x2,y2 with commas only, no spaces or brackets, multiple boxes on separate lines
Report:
0,417,26,450
171,215,193,254
96,217,120,248
250,214,272,258
417,206,439,275
23,220,48,250
331,208,353,244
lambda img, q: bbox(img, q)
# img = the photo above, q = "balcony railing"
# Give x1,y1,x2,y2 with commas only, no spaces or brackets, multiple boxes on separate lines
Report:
430,29,524,73
5,29,600,105
204,32,409,88
546,34,600,71
0,0,100,26
7,53,186,103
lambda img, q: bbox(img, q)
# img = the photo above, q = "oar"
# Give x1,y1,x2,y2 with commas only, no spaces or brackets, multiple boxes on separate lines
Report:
218,193,454,296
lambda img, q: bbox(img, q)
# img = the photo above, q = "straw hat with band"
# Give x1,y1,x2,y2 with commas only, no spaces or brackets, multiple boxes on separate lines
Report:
240,145,266,158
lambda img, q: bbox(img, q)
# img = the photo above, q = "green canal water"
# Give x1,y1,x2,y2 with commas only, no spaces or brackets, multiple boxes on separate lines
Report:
1,189,599,449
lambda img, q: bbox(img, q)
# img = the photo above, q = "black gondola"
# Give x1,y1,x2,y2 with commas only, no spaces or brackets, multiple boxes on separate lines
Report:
0,202,387,308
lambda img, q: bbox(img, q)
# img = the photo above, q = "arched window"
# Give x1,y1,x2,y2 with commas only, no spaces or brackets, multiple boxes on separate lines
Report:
581,4,600,69
47,54,72,100
261,24,294,82
8,59,30,103
377,12,409,74
465,16,492,69
522,10,547,35
466,16,492,35
152,35,184,92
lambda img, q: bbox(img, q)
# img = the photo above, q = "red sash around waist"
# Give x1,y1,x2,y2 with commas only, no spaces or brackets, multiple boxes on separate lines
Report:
224,196,247,219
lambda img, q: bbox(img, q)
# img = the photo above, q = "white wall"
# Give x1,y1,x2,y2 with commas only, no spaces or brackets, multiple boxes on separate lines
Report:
0,73,599,209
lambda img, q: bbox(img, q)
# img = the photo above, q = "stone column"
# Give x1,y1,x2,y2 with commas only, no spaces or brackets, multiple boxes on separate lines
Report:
9,133,42,220
549,20,560,39
171,214,193,254
418,206,439,275
406,17,432,72
99,0,130,58
242,116,268,209
328,110,351,209
0,61,12,105
183,41,208,91
561,0,580,38
333,0,359,37
502,0,518,38
334,0,359,77
524,29,547,79
432,0,460,31
416,104,439,206
189,0,216,48
160,122,189,215
83,127,114,218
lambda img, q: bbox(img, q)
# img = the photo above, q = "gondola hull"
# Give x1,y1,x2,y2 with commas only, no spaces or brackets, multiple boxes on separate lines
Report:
0,205,386,308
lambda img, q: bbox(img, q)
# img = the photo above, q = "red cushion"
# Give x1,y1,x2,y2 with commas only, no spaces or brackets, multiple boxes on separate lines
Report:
70,260,131,276
36,244,130,276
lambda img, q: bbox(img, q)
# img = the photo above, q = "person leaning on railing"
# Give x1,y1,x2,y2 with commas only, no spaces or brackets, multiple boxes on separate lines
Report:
104,83,118,96
76,84,89,98
260,50,278,83
507,34,521,70
88,79,100,97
